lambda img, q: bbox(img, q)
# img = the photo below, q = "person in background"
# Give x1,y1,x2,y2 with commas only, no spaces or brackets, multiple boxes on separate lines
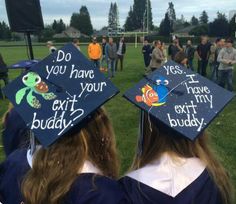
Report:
101,37,108,71
116,37,126,72
46,41,57,54
149,40,165,72
217,38,236,92
0,53,8,99
142,39,152,74
73,38,81,51
174,51,188,67
185,40,195,70
105,37,117,78
2,104,29,156
196,36,211,77
209,38,225,82
168,36,183,60
88,37,102,69
161,42,168,63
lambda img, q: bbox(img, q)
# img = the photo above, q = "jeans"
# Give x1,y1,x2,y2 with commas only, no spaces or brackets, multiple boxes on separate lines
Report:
92,59,100,69
115,54,124,71
101,55,107,68
188,59,194,71
198,60,208,77
210,62,219,82
108,59,116,78
218,69,234,92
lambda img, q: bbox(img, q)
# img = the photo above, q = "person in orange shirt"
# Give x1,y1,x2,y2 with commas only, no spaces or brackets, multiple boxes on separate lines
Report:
88,37,102,68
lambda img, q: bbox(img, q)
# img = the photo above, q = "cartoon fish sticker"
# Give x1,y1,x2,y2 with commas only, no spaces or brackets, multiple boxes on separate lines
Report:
136,85,159,107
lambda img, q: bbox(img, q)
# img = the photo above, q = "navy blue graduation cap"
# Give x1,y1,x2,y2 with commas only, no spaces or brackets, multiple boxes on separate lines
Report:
9,59,40,69
124,60,235,142
3,43,119,147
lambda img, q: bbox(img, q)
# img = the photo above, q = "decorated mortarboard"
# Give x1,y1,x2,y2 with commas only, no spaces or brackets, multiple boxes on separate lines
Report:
3,43,119,147
124,60,235,141
9,59,40,69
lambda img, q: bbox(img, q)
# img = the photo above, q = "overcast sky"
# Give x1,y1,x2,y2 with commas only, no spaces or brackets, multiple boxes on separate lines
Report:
0,0,235,30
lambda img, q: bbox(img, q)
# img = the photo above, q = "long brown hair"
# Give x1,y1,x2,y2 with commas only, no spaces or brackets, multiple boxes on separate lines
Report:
21,107,119,204
132,113,233,204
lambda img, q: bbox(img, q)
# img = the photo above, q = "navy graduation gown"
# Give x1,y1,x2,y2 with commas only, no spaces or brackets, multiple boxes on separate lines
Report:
0,148,127,204
119,170,223,204
2,108,29,156
0,149,29,204
64,174,127,204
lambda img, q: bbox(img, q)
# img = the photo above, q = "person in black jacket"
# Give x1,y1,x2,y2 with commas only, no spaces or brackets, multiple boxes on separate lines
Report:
115,37,126,71
0,53,8,86
185,40,195,70
142,39,152,69
0,53,8,99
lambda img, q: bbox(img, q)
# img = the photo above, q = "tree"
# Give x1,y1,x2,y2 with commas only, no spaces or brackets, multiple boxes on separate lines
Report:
52,19,66,33
191,16,199,26
209,12,229,37
124,6,135,31
108,2,120,32
70,6,93,36
124,0,154,31
159,13,172,36
229,14,236,37
167,2,176,29
143,0,154,31
199,10,209,24
0,21,11,40
39,25,55,39
70,13,80,30
189,24,208,36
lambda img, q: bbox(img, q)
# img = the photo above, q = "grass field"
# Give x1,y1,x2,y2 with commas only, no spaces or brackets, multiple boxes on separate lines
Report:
0,43,236,197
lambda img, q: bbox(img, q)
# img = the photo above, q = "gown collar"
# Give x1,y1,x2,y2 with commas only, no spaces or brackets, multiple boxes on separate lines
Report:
127,153,206,198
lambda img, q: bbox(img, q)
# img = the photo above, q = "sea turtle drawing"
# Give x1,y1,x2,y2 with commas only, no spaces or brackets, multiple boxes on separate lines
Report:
15,72,56,109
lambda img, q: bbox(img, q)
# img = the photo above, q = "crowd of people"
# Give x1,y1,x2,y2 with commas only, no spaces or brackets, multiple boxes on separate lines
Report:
142,35,236,92
87,36,126,79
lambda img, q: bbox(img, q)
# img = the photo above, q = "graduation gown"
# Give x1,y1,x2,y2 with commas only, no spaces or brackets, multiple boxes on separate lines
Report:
2,108,29,156
119,153,222,204
0,148,127,204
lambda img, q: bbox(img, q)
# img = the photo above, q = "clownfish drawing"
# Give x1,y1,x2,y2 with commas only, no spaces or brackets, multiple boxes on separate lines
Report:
136,85,159,107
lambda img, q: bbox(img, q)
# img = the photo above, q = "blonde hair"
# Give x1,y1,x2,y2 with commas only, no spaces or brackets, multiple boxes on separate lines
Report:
132,113,233,204
21,107,119,204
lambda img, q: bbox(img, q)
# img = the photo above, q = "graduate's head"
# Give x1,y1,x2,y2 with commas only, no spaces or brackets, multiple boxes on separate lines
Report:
131,113,233,204
22,107,119,204
124,60,234,204
174,51,188,66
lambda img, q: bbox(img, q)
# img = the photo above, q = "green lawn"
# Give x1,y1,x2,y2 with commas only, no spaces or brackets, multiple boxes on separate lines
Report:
0,44,235,197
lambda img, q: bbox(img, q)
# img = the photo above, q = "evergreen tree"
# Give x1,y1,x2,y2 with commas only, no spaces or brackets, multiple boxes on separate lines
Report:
229,14,236,37
52,19,66,33
108,2,120,31
167,2,176,29
143,0,154,31
0,21,11,40
191,16,199,26
209,12,229,37
124,6,135,31
199,10,209,24
70,6,93,36
70,13,80,30
124,0,154,31
159,13,172,36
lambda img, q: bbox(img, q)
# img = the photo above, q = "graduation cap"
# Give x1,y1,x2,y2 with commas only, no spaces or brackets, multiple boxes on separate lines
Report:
9,59,40,69
124,60,235,144
3,43,119,147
